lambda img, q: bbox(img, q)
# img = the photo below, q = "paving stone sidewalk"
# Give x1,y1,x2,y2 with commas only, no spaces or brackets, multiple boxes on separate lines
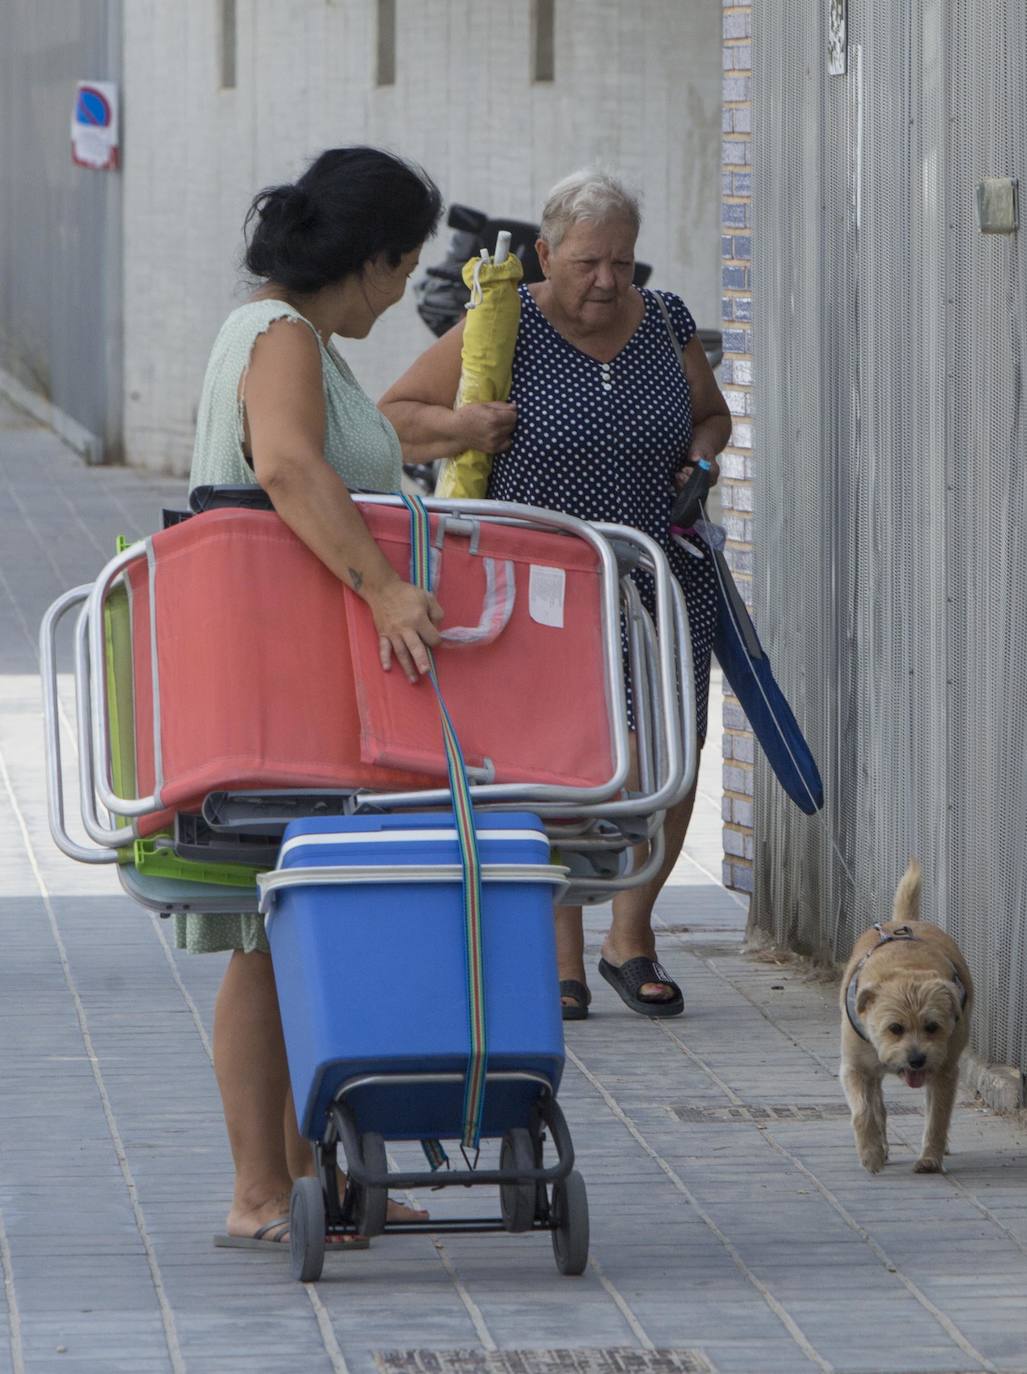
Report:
1,398,1026,1374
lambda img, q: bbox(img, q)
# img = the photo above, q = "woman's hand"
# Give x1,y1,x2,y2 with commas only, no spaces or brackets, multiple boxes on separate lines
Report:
674,455,721,489
380,322,521,463
367,577,445,682
455,401,518,454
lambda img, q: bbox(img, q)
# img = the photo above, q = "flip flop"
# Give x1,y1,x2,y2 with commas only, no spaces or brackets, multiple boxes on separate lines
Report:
598,956,684,1018
214,1217,370,1251
559,979,592,1021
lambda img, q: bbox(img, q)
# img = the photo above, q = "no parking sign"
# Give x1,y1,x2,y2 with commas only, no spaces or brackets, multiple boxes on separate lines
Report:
71,81,119,170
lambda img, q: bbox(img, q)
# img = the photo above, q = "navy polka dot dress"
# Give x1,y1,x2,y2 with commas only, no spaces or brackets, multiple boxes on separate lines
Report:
488,285,719,742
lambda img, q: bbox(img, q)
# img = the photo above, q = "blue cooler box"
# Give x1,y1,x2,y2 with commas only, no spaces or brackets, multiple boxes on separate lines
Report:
261,811,566,1140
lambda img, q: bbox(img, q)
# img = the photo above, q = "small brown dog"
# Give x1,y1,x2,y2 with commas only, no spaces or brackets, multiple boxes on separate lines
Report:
840,859,973,1174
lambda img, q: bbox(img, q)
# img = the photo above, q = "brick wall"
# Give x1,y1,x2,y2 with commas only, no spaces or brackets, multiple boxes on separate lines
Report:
720,1,754,893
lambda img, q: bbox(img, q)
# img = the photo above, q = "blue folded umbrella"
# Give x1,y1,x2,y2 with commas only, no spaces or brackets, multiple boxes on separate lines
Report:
704,540,824,815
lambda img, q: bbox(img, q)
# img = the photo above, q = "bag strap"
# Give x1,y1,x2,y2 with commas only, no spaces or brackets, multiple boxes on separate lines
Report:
652,290,686,371
401,493,488,1158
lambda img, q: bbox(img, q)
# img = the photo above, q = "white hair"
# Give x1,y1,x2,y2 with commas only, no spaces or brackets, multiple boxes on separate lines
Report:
538,169,642,250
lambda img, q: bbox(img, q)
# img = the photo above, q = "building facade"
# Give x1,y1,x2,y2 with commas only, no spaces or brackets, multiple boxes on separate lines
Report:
747,0,1027,1099
1,2,725,475
3,0,754,909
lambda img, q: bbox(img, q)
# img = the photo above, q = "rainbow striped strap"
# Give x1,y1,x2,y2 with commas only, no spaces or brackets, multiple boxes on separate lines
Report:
420,1137,450,1171
401,493,488,1153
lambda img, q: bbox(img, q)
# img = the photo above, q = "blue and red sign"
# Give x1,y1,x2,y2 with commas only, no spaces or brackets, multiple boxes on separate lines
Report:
71,80,119,170
75,86,113,128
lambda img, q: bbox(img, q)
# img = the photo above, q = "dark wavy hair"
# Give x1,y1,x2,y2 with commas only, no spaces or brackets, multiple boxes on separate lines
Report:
244,146,442,293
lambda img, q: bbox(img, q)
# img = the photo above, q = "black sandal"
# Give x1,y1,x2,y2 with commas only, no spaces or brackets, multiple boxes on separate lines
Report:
597,957,684,1018
559,979,592,1021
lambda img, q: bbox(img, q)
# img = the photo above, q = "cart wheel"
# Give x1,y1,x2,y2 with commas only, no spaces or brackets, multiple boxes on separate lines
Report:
551,1169,589,1275
290,1177,325,1283
355,1131,388,1237
499,1128,536,1233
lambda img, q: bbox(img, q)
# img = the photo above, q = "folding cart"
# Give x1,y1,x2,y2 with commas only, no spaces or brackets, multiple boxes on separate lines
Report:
40,494,697,1280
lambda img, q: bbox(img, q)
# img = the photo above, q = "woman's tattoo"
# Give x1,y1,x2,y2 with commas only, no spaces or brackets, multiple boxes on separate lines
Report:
348,566,364,591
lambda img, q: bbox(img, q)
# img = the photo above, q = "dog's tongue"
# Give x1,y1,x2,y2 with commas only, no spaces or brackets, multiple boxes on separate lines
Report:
902,1069,927,1089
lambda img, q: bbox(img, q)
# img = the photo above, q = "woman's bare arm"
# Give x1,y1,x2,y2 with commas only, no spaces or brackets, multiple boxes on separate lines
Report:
679,336,733,487
243,318,442,681
380,320,518,462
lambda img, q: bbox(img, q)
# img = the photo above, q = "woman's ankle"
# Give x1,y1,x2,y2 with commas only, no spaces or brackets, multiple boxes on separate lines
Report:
231,1178,292,1220
601,936,657,967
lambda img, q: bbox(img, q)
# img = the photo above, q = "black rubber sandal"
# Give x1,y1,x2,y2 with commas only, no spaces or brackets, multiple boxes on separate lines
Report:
597,957,684,1018
559,979,592,1021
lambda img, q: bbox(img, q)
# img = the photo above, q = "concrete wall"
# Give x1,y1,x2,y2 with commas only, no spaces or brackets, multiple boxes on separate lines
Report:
748,0,1027,1088
0,0,122,462
121,0,723,474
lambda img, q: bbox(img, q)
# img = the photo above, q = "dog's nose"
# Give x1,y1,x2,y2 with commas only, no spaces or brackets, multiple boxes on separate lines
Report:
908,1051,927,1070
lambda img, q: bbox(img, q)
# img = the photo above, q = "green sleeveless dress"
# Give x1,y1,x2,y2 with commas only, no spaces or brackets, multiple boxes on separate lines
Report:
177,299,403,954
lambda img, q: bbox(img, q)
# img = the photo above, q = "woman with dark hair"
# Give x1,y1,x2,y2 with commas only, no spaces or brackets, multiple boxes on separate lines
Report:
185,146,443,1252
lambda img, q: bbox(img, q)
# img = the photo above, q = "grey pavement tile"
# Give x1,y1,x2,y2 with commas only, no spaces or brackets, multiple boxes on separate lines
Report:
18,1362,172,1374
697,1344,826,1374
19,1360,174,1374
20,1315,169,1341
172,1366,335,1374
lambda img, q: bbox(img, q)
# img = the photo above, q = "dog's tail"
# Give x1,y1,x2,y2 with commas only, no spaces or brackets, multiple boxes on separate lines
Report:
893,858,922,923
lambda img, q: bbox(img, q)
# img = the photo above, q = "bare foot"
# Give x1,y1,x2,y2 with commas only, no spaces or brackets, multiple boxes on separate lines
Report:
559,966,589,1010
335,1170,429,1223
224,1191,292,1241
226,1191,367,1246
387,1197,429,1222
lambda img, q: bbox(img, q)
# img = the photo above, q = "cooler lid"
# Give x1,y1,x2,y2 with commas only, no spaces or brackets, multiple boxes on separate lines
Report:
277,810,549,870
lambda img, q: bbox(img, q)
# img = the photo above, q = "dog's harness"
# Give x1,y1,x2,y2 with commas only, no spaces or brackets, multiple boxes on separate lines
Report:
844,924,968,1042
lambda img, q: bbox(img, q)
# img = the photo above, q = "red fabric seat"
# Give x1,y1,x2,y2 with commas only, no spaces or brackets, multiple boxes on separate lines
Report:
124,505,613,831
346,506,613,788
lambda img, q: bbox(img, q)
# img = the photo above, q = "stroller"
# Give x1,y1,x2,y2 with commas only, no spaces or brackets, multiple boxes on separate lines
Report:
41,490,698,1282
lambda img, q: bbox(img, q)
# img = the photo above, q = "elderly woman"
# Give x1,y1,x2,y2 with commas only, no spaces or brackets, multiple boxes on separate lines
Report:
380,169,732,1022
189,146,443,1250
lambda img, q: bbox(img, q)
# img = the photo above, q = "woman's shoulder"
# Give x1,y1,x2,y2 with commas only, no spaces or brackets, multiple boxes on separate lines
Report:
647,288,697,325
202,299,324,387
216,297,320,343
645,288,697,345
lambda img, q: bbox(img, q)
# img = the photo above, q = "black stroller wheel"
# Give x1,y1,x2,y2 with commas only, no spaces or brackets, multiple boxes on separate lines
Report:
290,1177,325,1282
550,1169,589,1275
356,1131,389,1237
499,1128,536,1232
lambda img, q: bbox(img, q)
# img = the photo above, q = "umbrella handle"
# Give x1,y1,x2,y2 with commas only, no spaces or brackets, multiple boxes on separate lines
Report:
493,229,512,264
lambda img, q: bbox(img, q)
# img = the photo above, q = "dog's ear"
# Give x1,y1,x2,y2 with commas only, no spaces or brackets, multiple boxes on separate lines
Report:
943,979,964,1021
856,985,877,1016
921,976,963,1023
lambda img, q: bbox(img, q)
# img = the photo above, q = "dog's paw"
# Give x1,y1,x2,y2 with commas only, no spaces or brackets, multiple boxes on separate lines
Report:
913,1155,944,1174
859,1144,888,1174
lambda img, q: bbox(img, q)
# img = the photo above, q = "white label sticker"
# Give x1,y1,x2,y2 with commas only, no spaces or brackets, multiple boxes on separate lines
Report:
529,565,566,628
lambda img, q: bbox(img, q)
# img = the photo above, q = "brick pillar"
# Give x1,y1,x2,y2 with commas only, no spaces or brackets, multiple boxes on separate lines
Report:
720,1,754,893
